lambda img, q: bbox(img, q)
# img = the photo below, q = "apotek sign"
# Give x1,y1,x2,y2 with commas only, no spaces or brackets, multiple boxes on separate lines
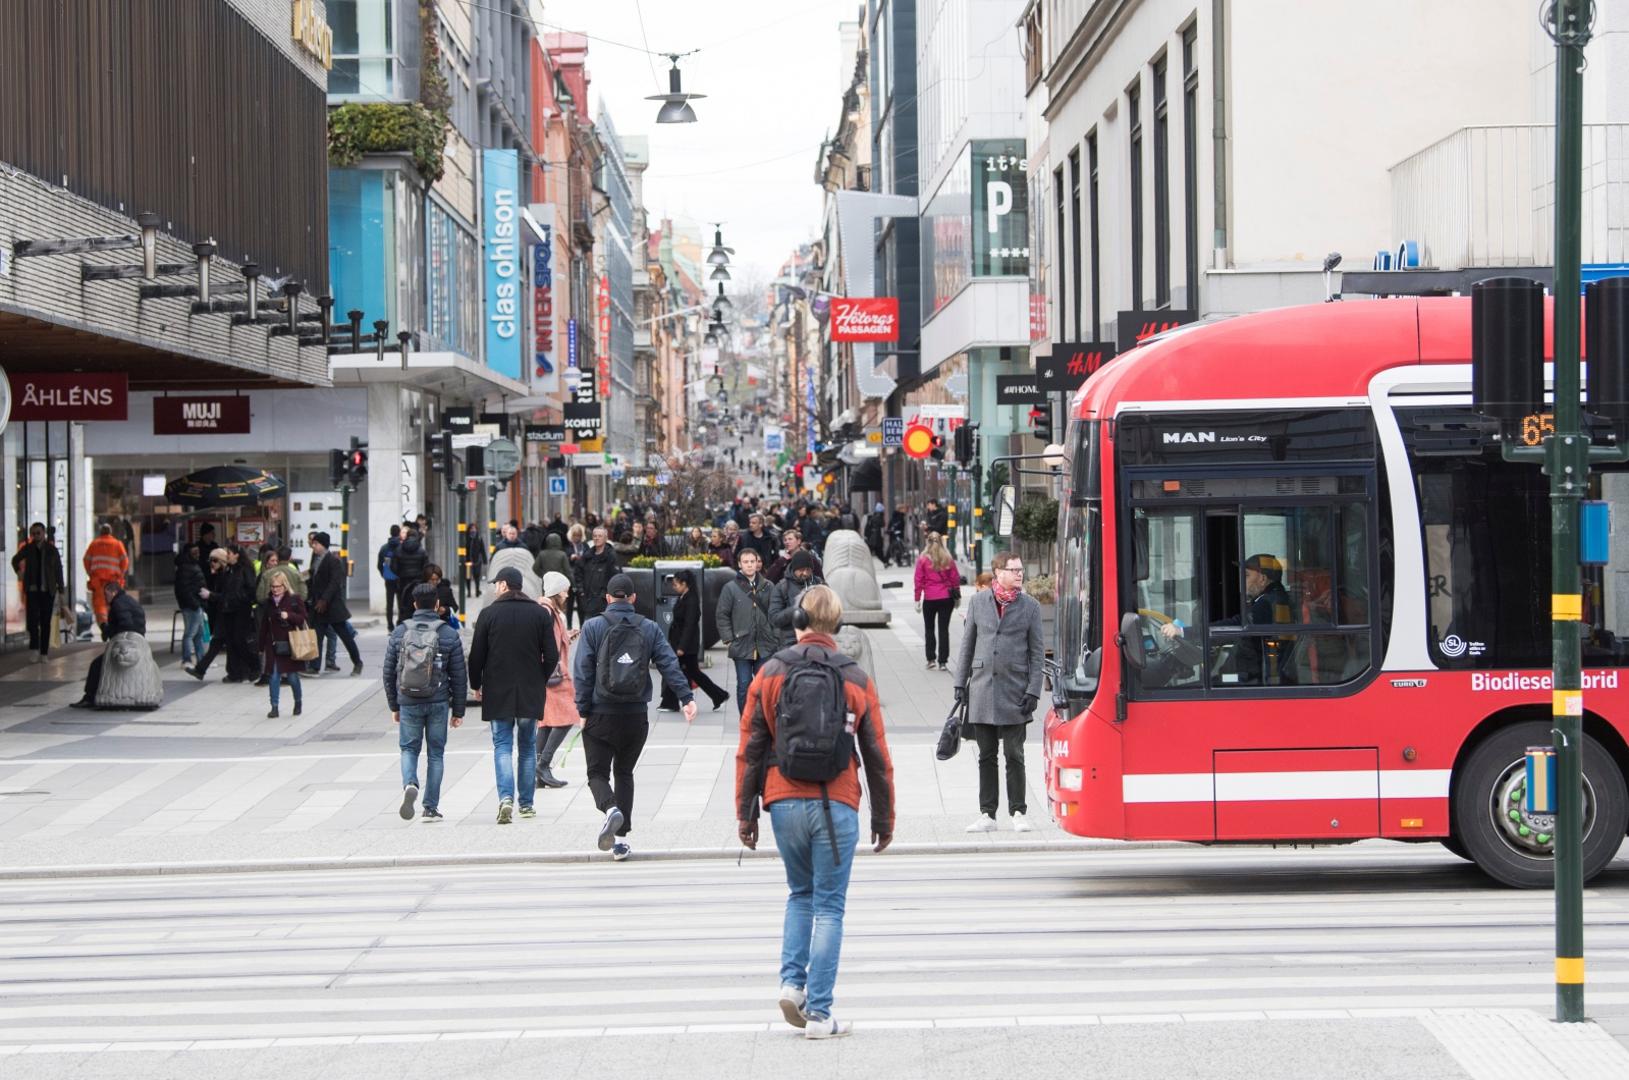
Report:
153,396,252,434
830,297,900,342
9,372,128,421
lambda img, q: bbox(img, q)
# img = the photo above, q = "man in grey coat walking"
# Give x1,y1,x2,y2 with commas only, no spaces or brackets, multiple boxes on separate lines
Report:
717,548,780,714
953,551,1045,833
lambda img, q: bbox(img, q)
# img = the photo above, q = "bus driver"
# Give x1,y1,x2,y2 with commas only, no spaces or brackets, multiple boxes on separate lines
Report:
1158,553,1294,684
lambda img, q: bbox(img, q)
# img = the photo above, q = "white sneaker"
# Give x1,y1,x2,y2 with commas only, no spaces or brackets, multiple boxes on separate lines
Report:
804,1015,852,1039
965,814,997,833
1011,811,1032,833
778,984,808,1029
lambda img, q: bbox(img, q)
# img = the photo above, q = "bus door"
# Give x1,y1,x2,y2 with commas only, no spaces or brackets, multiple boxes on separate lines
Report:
1121,469,1384,842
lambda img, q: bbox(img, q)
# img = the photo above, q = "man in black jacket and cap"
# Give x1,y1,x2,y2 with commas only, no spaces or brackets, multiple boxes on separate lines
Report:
575,573,696,860
467,566,559,824
308,533,363,677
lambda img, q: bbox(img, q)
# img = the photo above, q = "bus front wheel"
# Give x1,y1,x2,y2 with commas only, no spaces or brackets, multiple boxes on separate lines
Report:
1454,722,1628,889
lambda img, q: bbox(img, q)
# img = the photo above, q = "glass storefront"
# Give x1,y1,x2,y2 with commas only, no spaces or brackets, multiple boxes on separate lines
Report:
91,455,348,603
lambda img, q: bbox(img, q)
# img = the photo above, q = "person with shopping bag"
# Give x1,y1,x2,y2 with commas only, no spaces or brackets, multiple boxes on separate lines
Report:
257,575,310,718
535,571,578,790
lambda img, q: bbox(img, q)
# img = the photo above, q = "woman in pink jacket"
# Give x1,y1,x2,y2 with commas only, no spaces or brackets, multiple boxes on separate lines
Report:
913,532,962,670
536,571,578,790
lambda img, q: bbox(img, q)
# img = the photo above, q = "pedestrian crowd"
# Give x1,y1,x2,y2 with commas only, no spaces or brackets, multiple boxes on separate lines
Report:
21,484,1045,1039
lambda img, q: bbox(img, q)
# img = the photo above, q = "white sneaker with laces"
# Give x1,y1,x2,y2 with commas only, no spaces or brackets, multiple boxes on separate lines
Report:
1011,811,1032,833
778,984,808,1029
804,1015,852,1039
966,814,997,833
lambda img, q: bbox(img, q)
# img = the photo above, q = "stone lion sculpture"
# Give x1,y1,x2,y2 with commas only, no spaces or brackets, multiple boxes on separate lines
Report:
95,631,163,710
821,529,889,626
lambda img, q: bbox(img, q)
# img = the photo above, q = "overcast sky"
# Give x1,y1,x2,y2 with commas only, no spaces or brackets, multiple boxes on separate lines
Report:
541,0,861,284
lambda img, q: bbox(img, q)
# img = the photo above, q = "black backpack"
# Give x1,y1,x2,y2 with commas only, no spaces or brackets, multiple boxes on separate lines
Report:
595,617,652,703
773,651,856,783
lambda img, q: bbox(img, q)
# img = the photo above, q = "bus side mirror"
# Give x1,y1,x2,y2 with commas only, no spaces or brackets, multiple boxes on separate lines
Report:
1117,611,1146,671
994,485,1016,537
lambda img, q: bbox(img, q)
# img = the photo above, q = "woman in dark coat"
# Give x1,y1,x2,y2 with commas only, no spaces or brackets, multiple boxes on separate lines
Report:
256,575,308,718
425,563,459,626
658,570,729,712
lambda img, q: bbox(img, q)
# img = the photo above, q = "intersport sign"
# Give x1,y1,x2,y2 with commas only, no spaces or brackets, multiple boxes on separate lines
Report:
830,297,900,342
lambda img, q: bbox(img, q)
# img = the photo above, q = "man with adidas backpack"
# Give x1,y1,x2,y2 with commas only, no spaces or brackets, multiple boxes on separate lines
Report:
383,583,468,822
573,573,697,859
734,584,895,1040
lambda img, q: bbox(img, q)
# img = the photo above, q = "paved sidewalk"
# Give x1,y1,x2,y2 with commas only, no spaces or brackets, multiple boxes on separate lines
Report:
0,568,1089,873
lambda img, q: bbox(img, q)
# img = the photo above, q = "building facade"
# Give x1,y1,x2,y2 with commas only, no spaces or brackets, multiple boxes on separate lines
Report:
1,0,335,639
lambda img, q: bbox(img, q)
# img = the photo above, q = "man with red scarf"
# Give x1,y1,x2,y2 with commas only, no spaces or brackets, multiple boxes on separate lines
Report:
953,551,1045,833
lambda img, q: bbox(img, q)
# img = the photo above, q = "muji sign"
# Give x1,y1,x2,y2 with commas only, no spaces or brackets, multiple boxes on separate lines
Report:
830,297,900,342
153,396,251,435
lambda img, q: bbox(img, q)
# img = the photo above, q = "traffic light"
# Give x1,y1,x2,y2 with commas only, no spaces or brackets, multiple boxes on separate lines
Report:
328,448,347,490
345,436,368,486
1029,402,1053,443
930,433,945,461
465,445,486,477
953,421,979,463
428,431,451,474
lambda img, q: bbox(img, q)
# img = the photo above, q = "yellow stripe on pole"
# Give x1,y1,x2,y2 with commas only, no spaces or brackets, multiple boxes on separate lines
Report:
1552,593,1583,621
1556,956,1585,984
1554,690,1584,717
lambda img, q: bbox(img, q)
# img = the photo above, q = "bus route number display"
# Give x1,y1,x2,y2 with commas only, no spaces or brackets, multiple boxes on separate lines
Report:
1520,412,1554,447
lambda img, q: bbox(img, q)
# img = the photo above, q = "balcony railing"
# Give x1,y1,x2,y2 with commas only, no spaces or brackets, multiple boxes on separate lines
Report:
1390,124,1629,270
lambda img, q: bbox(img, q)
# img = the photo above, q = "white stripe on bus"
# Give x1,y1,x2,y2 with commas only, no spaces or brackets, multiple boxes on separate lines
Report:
1123,770,1452,804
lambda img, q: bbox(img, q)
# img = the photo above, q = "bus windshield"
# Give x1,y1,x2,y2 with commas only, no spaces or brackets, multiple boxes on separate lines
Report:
1056,419,1102,700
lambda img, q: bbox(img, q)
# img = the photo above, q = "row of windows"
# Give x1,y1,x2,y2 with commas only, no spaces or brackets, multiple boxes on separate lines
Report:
1054,22,1200,340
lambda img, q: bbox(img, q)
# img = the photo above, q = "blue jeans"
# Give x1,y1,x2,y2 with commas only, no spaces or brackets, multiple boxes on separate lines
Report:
180,607,206,663
489,718,538,808
734,656,767,715
399,700,450,811
770,798,859,1021
268,671,302,709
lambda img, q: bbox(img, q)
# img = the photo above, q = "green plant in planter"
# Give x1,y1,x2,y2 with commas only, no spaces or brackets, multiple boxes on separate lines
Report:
327,2,452,183
1023,573,1056,604
328,102,448,182
1013,495,1058,545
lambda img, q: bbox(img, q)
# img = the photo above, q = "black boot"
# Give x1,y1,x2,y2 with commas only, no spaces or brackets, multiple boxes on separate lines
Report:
537,766,568,789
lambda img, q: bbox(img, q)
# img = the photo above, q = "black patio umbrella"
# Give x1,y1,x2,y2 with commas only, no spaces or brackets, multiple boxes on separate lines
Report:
164,465,286,507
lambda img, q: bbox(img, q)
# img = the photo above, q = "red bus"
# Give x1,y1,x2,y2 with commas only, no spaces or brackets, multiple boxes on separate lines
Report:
1037,296,1629,887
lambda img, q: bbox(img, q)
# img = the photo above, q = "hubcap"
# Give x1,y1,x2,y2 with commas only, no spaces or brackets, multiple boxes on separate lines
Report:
1488,757,1595,858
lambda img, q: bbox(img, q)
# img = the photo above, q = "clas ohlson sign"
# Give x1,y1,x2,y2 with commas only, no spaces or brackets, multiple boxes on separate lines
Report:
482,149,522,380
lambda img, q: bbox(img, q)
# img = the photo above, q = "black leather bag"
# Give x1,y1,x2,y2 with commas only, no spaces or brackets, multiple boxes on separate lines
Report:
935,698,968,761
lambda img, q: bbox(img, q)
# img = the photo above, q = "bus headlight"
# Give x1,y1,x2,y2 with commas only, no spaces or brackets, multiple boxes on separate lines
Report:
1058,767,1083,791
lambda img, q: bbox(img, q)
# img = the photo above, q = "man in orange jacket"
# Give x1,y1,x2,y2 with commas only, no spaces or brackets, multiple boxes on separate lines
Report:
735,584,895,1040
83,523,131,628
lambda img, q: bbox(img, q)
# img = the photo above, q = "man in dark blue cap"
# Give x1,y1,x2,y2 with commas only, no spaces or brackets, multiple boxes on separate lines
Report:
573,572,696,860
